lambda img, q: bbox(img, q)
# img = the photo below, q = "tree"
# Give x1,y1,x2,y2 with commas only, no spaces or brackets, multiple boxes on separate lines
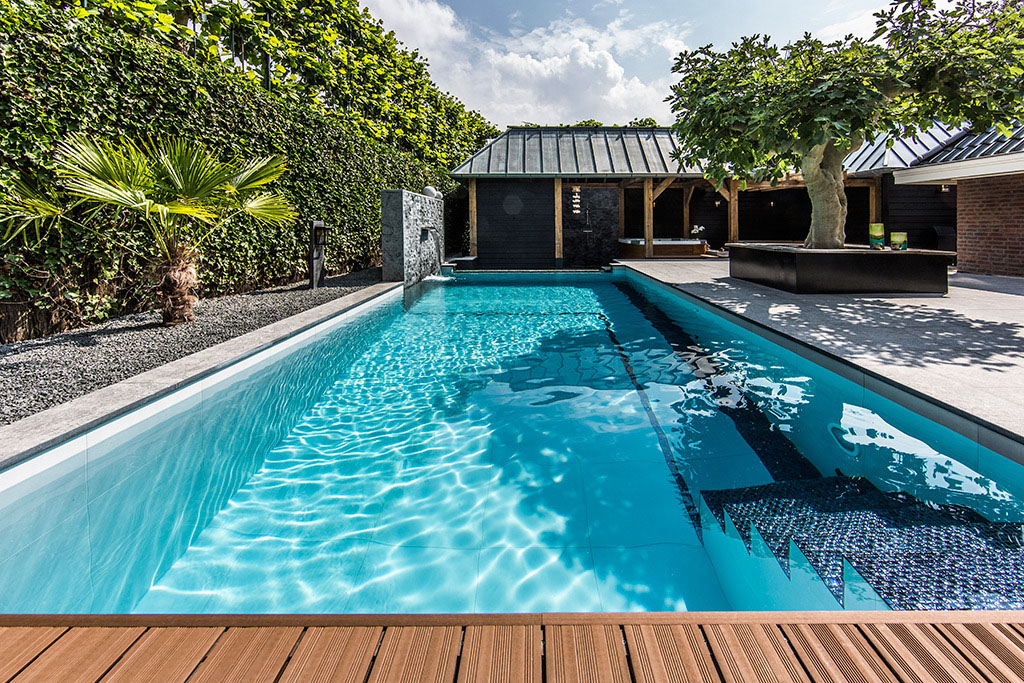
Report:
668,0,1024,248
1,135,296,324
570,119,605,127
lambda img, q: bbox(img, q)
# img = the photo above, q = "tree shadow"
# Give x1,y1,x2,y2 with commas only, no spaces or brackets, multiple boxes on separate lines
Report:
664,276,1024,372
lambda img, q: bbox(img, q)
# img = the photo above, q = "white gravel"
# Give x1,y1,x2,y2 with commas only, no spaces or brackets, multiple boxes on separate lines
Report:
0,269,381,425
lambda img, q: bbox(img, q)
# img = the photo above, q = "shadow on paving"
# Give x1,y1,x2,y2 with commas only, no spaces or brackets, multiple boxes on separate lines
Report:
668,276,1024,372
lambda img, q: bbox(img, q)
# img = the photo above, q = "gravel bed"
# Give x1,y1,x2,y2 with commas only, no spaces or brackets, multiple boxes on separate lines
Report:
0,268,382,425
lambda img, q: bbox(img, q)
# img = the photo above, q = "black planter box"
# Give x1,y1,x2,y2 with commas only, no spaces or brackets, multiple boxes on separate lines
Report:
727,243,954,294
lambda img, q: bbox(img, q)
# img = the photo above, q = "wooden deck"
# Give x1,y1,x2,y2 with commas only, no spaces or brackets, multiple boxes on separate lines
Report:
2,612,1024,682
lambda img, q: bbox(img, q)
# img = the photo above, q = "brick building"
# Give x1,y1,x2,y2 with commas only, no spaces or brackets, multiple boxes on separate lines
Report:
895,123,1024,277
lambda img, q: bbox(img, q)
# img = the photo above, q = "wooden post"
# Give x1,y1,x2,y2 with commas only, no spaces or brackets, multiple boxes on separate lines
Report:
727,178,739,243
468,179,478,257
643,177,654,258
869,177,883,224
618,186,625,237
682,186,694,238
554,178,563,264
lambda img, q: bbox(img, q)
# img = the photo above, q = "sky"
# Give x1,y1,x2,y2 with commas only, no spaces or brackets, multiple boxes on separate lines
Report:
359,0,888,128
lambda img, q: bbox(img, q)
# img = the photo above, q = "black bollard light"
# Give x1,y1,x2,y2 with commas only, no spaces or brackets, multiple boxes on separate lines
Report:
309,220,331,289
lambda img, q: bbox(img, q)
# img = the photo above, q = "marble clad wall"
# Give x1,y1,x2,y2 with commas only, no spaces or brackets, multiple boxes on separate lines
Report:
382,190,444,285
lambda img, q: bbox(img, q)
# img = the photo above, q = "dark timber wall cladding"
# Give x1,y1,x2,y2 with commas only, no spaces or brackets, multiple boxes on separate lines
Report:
476,179,555,269
562,186,618,267
882,175,957,250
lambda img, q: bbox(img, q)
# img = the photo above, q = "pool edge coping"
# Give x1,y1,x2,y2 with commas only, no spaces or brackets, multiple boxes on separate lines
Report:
616,264,1024,467
0,281,403,473
0,610,1022,626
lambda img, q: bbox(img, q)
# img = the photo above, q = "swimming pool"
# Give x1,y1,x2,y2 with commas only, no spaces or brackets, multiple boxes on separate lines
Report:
2,271,1023,613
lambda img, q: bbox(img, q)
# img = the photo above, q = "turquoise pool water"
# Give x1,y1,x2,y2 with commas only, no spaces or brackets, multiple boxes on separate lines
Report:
2,271,1023,613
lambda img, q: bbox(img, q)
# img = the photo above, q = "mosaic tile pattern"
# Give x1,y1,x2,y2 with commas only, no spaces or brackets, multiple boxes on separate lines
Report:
703,477,1024,609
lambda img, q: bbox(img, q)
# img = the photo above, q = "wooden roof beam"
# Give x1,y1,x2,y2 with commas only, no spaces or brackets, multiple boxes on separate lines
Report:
652,177,675,201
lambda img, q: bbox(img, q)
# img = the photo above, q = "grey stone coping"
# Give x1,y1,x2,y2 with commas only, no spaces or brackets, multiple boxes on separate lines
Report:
0,282,402,473
615,262,1024,467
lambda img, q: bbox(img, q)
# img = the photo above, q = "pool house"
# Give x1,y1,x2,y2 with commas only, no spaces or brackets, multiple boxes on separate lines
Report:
451,125,961,268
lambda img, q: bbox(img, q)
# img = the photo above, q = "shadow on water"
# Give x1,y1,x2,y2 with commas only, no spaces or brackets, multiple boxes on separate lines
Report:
17,274,1024,613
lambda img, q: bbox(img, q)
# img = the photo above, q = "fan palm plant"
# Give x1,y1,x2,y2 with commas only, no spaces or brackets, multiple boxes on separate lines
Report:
1,135,297,325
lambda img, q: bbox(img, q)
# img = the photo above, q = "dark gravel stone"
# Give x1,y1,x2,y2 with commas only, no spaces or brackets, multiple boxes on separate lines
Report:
0,269,382,425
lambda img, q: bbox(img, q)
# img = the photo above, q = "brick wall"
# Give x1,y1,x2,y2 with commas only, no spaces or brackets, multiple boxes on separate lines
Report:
957,173,1024,276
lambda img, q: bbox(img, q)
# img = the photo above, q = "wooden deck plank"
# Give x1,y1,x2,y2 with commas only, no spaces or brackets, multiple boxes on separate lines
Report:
278,627,382,683
623,623,721,682
12,627,144,683
934,623,1024,683
993,623,1024,653
367,626,461,683
702,623,809,682
0,627,66,681
546,624,630,683
99,627,223,683
857,623,981,683
457,625,541,683
0,617,1022,683
781,623,897,683
189,626,303,683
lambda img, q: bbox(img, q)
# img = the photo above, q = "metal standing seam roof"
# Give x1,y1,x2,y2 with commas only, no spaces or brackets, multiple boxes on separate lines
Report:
842,122,966,176
450,125,970,179
449,127,704,178
913,121,1024,166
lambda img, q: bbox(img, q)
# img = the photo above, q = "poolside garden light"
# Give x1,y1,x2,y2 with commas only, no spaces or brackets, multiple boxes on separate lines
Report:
309,220,332,289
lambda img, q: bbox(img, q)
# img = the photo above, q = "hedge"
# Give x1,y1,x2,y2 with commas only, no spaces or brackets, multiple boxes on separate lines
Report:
0,2,460,340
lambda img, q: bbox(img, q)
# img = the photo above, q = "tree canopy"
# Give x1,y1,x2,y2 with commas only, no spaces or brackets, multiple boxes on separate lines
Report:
669,0,1024,248
58,0,497,167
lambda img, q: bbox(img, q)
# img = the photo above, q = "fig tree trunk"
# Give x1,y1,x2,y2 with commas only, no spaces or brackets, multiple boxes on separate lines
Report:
156,249,199,325
800,140,854,249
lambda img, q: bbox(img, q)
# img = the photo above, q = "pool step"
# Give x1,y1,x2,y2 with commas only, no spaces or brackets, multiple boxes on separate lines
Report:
701,476,1024,610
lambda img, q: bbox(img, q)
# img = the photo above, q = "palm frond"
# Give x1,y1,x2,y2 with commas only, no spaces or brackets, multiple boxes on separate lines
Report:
0,175,71,245
226,155,289,194
241,192,298,226
62,176,152,211
164,200,219,223
55,134,151,191
147,137,235,201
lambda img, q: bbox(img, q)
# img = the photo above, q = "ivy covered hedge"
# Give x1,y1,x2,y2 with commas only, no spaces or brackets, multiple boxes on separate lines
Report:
0,1,464,340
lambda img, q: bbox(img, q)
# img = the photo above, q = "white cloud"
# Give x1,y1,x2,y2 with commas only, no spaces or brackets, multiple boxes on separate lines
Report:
818,6,886,41
360,0,688,127
361,0,467,54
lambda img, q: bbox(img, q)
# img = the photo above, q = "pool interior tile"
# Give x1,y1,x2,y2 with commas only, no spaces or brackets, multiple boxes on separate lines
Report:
476,546,601,613
479,461,589,549
350,544,478,614
592,544,730,612
0,507,94,613
582,460,698,548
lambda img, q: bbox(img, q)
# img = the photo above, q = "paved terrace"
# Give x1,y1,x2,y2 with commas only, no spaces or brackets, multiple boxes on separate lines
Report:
620,259,1024,454
3,613,1024,682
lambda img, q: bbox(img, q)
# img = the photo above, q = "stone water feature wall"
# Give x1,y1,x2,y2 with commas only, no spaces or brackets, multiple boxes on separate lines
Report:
381,189,444,285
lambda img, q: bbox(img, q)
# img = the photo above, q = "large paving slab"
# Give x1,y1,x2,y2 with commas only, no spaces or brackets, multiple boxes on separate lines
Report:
619,259,1024,447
